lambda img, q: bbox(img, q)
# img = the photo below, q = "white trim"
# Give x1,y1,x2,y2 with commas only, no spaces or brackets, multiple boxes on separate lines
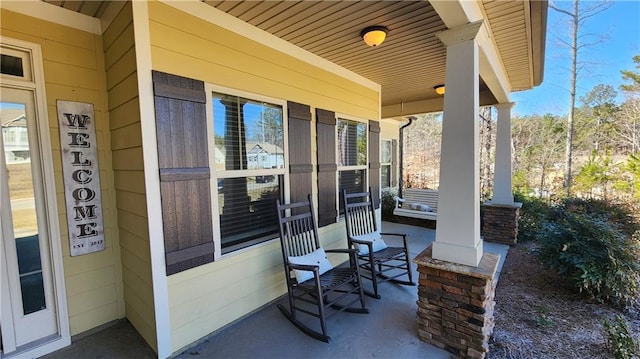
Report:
0,36,70,358
131,2,172,358
32,36,70,351
436,21,483,46
1,0,100,35
205,86,223,261
158,0,380,93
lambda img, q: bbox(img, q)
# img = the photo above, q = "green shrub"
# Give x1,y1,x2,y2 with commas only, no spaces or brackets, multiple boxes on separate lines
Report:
536,203,640,307
602,315,640,359
558,197,640,238
381,187,398,221
514,192,553,242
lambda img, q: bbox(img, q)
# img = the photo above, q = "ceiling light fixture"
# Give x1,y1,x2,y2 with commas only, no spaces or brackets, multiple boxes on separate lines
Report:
361,26,388,47
434,84,445,95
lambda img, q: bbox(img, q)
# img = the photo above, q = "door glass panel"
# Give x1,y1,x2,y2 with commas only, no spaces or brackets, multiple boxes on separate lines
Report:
2,102,46,315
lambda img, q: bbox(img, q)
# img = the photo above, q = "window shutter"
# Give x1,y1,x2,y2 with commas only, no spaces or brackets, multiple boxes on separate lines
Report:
287,101,313,210
369,120,381,209
391,139,398,187
316,109,337,227
152,70,214,275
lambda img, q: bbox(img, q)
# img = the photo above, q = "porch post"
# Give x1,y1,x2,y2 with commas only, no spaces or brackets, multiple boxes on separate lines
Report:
492,103,515,205
432,21,483,267
483,102,521,246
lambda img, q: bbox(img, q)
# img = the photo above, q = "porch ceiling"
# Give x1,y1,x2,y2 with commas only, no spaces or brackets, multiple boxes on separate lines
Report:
42,0,546,115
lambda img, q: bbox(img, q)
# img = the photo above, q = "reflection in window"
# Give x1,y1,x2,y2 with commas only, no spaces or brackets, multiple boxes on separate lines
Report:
2,102,45,314
211,92,286,253
337,118,367,214
337,119,367,166
212,94,284,171
381,139,392,188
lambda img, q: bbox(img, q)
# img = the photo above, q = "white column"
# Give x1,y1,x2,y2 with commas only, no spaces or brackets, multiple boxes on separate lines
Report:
492,103,515,205
432,21,484,267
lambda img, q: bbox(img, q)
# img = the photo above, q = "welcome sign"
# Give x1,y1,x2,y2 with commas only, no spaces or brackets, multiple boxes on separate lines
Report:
57,100,105,256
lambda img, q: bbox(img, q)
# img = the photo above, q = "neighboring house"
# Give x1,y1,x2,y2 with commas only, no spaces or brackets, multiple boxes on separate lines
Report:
1,110,29,163
246,142,284,170
0,1,547,359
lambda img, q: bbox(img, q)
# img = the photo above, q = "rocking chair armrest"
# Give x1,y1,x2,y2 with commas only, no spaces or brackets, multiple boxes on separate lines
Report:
348,236,373,246
380,232,409,249
287,263,319,272
325,248,358,255
380,232,406,238
394,196,406,208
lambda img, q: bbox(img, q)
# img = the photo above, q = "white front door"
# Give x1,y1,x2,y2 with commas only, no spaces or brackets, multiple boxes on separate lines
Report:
1,38,69,358
1,87,58,349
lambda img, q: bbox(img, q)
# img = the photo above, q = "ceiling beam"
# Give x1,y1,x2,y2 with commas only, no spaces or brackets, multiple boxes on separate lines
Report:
382,90,496,119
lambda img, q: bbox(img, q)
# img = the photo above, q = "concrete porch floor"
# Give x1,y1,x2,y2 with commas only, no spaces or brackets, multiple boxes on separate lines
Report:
42,222,509,359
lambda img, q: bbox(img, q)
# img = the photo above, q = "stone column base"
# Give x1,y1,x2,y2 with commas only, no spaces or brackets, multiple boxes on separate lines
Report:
482,202,522,246
414,246,500,359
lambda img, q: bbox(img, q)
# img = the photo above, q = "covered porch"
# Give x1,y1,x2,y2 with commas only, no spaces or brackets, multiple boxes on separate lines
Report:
43,222,509,359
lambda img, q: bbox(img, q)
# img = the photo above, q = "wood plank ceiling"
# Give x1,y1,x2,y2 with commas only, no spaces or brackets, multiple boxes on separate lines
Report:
41,1,539,110
205,1,449,107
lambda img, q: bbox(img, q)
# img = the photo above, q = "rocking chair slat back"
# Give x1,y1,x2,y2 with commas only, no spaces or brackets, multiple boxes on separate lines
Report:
344,192,377,237
277,197,320,258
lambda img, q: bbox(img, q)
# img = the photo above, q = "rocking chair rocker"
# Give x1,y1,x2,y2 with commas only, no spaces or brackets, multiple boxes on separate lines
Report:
342,189,415,299
276,195,369,342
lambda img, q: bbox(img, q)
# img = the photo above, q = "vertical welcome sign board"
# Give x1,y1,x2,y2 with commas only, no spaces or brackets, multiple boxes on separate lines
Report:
57,100,105,256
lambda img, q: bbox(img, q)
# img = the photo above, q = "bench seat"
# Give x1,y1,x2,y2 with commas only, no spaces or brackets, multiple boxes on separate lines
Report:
393,189,438,221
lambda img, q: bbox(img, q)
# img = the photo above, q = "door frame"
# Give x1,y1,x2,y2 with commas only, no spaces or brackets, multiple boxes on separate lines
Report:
0,36,70,358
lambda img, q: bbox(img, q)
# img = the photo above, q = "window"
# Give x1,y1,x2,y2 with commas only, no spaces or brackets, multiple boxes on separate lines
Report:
211,92,286,253
337,118,367,213
381,139,392,188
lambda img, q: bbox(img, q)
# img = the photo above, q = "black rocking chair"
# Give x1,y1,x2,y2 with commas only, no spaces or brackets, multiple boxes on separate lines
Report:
276,195,369,342
342,189,415,299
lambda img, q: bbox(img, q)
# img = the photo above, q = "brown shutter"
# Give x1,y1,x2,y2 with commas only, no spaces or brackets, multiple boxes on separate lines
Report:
287,101,313,209
152,70,214,275
369,120,381,209
316,109,337,227
391,139,398,187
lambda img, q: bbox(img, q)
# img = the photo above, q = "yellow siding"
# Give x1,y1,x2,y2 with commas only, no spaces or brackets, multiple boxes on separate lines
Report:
380,120,401,143
103,3,157,352
148,1,378,120
146,2,381,352
0,9,125,335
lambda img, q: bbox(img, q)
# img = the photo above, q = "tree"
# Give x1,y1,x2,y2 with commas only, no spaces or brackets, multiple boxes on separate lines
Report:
620,55,640,93
479,107,494,199
616,98,640,154
579,84,619,153
573,150,615,199
617,56,640,154
403,113,442,189
548,0,613,195
512,114,566,197
251,107,284,147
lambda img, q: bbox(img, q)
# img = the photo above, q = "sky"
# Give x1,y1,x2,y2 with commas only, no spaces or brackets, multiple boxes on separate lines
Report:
511,0,640,117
